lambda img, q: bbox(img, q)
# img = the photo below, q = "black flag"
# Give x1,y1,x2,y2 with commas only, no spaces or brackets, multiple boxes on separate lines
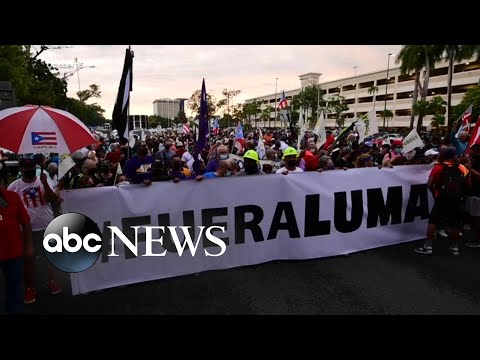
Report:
112,47,133,140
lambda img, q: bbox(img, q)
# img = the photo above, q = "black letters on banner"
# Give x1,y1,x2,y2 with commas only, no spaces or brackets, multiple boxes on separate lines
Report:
234,205,264,244
334,190,364,233
122,216,151,259
101,220,112,263
202,207,229,248
366,187,403,228
404,184,430,222
304,194,331,237
157,211,196,252
267,202,300,240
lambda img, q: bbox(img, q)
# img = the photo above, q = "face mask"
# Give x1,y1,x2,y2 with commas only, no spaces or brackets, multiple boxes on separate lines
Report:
224,170,232,177
23,169,36,180
287,159,297,168
244,164,258,175
219,154,229,160
396,148,403,153
118,181,130,186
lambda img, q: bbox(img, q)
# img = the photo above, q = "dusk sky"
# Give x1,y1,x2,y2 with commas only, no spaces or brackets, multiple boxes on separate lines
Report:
39,45,402,118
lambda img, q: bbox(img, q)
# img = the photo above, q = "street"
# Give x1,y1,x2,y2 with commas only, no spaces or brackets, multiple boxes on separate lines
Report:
2,236,480,315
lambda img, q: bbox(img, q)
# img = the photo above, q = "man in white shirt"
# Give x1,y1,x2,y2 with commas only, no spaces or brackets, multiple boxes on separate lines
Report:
276,147,304,175
7,157,63,304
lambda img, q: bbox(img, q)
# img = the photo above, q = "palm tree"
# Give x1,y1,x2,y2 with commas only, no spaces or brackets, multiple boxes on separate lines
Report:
396,45,443,130
396,46,424,130
438,45,480,130
368,85,379,108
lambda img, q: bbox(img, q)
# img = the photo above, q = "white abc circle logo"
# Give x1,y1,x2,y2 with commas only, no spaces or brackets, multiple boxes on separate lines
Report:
43,227,102,253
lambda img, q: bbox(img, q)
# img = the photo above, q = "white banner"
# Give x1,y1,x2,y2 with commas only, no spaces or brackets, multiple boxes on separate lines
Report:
61,165,434,295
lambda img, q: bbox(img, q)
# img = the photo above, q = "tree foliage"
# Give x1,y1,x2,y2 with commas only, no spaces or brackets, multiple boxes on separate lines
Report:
188,89,217,117
0,45,106,127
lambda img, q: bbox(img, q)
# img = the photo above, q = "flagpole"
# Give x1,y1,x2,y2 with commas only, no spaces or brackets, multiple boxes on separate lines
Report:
127,45,132,160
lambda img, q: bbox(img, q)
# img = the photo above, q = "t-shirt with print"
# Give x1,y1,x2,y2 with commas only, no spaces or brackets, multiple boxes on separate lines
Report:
7,178,54,231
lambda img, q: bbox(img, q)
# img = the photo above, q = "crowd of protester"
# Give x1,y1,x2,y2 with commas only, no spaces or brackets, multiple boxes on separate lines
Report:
1,118,479,314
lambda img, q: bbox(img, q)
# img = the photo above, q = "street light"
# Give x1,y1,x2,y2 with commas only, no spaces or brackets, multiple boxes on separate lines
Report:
274,78,278,128
383,53,394,129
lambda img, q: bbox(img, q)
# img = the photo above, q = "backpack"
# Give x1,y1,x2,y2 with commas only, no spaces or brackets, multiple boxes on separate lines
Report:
438,163,466,200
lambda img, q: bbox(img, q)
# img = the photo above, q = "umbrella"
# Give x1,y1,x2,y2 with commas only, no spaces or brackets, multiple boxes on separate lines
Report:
0,105,96,154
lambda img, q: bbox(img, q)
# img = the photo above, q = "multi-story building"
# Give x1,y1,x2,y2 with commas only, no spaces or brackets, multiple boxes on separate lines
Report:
153,98,187,119
128,115,149,130
245,58,480,129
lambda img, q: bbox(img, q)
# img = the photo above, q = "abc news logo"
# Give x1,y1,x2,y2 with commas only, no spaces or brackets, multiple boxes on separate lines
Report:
43,213,227,273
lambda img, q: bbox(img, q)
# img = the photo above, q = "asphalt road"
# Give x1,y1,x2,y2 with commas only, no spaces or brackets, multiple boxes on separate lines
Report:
2,236,480,315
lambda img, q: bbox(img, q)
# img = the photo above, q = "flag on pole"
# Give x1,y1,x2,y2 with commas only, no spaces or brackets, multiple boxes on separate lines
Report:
354,109,379,144
112,47,133,140
465,116,480,155
194,79,209,174
278,91,288,110
58,154,75,180
183,123,191,134
234,121,244,152
456,104,473,138
314,111,327,149
213,118,219,135
257,128,266,160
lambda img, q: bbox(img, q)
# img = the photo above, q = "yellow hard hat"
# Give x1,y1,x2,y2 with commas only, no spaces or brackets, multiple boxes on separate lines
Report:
282,147,298,159
244,150,259,162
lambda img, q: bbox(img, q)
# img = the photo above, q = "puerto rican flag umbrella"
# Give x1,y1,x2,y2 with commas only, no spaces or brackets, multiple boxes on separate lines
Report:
0,105,96,154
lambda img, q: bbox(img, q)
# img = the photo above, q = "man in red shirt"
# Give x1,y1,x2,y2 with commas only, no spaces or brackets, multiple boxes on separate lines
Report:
0,187,33,314
415,148,470,256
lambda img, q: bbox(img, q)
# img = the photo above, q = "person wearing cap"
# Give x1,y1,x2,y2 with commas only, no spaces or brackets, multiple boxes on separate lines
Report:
94,160,116,187
276,147,303,175
414,147,470,256
7,158,63,303
16,153,50,181
236,150,265,176
0,186,33,313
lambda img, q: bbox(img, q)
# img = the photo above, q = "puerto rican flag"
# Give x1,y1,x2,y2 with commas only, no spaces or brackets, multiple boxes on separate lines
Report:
278,90,288,110
213,118,219,135
31,132,57,146
183,123,191,134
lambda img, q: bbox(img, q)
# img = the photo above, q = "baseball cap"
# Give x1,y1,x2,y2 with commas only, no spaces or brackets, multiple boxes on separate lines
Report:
19,157,36,168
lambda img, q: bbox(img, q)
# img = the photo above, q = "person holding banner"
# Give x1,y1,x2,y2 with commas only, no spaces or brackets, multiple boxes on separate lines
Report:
236,150,265,176
276,147,303,175
196,160,234,180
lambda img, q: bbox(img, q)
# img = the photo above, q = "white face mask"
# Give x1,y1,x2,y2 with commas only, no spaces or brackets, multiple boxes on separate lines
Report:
219,154,229,160
118,181,130,186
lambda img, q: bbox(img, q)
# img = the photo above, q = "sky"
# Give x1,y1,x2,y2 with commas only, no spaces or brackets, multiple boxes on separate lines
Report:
39,45,402,118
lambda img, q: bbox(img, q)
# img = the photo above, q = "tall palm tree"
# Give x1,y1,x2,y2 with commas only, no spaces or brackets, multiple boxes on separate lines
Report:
397,46,444,130
438,45,480,130
368,85,379,108
396,46,425,129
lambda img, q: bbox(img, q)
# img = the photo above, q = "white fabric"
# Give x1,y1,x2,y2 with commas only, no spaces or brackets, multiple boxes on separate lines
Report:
60,165,434,295
275,166,304,174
